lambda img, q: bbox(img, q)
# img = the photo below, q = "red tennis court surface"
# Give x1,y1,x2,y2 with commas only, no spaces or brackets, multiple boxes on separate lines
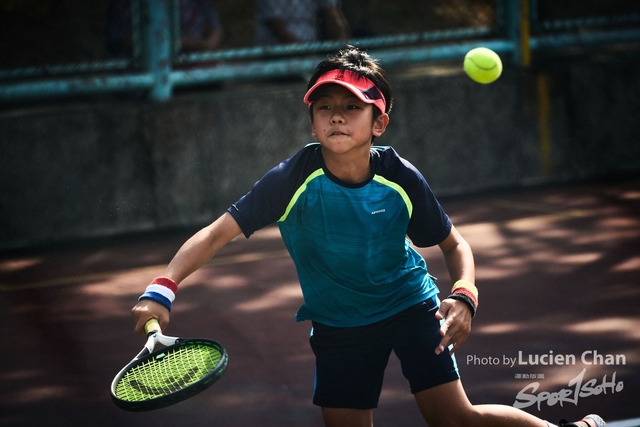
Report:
1,178,639,426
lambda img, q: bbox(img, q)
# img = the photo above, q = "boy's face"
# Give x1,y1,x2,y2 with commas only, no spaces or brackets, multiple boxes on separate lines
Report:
309,84,389,156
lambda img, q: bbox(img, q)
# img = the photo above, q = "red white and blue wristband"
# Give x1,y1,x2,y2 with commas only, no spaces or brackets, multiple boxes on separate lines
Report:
138,276,178,312
448,280,478,317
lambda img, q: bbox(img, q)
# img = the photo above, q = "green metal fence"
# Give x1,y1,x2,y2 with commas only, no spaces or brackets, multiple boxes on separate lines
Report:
0,0,639,103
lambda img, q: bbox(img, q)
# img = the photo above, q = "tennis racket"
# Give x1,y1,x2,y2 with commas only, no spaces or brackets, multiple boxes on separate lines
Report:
110,318,228,411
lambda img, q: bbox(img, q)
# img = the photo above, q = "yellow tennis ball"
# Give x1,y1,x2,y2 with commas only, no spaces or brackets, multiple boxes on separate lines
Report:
464,47,503,84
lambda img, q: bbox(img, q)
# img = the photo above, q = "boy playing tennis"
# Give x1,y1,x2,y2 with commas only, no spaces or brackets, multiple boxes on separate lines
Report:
131,46,605,427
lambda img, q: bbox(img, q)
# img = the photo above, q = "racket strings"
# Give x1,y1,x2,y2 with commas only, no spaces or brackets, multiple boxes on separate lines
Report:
115,341,223,402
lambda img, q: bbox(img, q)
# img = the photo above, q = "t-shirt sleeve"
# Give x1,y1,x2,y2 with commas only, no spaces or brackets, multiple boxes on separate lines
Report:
227,145,318,238
389,152,452,247
406,170,452,247
227,166,287,238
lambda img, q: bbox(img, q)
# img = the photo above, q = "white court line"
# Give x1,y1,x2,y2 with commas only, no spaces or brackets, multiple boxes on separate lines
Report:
609,418,640,427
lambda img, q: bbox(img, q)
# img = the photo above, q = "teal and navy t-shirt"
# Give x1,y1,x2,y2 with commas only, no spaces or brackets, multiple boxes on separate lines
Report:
227,143,452,327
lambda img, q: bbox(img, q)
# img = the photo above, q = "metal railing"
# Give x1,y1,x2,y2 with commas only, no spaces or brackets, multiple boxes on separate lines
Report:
0,0,639,103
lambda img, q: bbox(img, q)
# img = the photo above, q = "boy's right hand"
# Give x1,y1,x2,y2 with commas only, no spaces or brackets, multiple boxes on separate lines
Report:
131,299,170,337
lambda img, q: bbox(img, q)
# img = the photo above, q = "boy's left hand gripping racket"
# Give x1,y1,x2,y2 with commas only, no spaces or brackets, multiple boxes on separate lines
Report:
110,319,228,411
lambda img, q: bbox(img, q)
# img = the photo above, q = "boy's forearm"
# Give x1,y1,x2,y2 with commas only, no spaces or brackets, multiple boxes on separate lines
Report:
439,226,475,284
163,228,217,284
443,240,475,284
164,212,242,284
439,230,477,317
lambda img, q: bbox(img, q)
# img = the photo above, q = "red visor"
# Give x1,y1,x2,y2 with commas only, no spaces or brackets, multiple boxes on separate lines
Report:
303,69,386,114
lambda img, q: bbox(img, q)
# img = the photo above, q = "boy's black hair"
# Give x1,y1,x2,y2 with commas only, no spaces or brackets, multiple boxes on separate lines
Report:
307,46,393,118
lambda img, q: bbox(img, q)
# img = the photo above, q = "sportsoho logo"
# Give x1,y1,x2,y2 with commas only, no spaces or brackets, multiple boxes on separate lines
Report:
466,350,626,411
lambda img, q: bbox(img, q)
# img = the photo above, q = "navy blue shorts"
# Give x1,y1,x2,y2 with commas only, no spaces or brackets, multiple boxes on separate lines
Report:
309,297,459,409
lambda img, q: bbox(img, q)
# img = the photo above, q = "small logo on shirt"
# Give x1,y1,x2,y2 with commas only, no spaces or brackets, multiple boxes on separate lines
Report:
371,209,386,215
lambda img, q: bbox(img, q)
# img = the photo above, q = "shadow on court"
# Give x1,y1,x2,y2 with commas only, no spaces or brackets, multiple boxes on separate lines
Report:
1,178,639,426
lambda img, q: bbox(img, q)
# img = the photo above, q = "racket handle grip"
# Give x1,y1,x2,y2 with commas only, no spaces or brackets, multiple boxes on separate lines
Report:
144,318,161,335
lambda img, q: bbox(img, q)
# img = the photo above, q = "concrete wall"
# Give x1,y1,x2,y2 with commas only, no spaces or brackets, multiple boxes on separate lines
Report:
2,54,639,249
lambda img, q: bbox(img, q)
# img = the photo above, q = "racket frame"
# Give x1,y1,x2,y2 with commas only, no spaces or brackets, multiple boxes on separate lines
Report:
110,321,228,411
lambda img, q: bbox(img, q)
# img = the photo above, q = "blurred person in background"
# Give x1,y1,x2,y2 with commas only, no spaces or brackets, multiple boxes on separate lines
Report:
105,0,223,57
255,0,349,46
341,0,376,38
